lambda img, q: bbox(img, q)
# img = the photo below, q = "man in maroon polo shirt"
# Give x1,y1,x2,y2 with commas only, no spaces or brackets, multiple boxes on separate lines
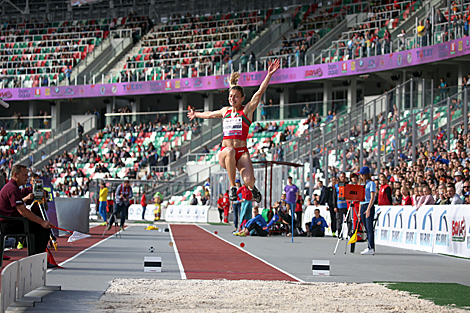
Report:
0,164,52,256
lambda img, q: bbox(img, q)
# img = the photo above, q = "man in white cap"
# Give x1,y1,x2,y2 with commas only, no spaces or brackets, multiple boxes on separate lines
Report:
454,171,464,197
107,178,133,231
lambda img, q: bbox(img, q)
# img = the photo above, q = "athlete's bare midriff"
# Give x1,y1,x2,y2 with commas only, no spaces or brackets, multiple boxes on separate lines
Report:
222,138,247,148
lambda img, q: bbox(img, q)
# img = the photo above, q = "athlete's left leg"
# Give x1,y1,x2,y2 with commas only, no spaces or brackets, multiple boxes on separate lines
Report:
237,152,262,203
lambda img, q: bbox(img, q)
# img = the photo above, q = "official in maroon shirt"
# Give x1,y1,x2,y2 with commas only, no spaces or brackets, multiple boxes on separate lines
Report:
0,164,52,255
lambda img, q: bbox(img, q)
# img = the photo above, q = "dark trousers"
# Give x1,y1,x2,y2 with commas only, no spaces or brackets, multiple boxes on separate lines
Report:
295,211,302,230
218,208,224,222
141,205,146,220
1,220,50,255
109,203,128,227
329,208,337,233
310,224,325,237
247,223,268,236
360,204,375,250
336,208,348,237
232,202,241,229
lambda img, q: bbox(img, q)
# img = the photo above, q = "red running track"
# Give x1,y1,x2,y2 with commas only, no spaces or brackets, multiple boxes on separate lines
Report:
171,225,298,281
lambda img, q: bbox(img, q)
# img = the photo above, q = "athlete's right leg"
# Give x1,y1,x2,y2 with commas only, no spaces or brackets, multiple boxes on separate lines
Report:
218,147,238,201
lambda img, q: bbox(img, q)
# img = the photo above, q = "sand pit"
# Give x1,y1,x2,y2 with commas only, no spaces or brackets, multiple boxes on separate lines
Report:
94,279,465,312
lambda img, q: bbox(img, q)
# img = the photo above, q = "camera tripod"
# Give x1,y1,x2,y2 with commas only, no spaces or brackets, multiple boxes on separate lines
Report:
333,203,365,255
33,198,58,251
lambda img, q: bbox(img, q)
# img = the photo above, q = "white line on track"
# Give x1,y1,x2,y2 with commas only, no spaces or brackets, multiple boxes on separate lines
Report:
47,224,131,273
196,224,304,282
168,224,187,280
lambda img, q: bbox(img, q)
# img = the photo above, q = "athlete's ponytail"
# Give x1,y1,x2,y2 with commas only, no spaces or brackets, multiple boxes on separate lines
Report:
228,72,245,98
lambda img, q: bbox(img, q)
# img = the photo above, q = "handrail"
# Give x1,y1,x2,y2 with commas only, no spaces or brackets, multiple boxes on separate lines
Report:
88,36,131,83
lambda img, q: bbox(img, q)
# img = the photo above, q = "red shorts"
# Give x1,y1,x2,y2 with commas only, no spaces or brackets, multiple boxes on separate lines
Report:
221,146,249,163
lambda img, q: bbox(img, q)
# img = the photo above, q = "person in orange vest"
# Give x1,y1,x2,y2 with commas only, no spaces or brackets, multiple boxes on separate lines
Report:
378,174,393,206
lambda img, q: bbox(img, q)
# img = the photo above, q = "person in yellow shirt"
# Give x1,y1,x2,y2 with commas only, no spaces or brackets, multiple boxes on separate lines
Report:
99,182,109,226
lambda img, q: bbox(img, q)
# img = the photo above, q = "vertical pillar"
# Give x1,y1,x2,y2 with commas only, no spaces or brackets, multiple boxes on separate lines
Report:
323,81,332,116
458,65,463,93
464,89,468,135
279,88,289,120
203,93,213,126
28,101,37,129
178,94,187,124
417,78,424,107
447,98,451,151
347,78,357,113
131,97,140,123
50,100,61,130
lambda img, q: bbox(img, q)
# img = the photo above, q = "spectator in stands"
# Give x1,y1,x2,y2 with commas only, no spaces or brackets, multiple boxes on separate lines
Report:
190,194,198,205
317,179,327,205
234,207,268,237
308,208,328,237
202,146,210,154
240,52,248,72
378,174,392,206
107,178,133,231
416,184,435,210
77,122,84,142
0,164,53,263
439,78,448,99
447,183,464,204
454,171,464,196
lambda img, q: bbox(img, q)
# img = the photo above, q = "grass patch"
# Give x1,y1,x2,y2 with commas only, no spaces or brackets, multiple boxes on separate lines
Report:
377,282,470,310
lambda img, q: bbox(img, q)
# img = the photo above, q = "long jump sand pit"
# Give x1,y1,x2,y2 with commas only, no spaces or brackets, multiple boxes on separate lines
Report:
94,279,465,312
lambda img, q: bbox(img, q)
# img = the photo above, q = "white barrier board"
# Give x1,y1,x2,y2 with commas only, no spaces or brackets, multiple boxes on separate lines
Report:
165,205,209,223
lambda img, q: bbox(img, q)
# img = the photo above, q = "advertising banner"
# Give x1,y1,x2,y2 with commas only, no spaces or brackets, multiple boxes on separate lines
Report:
4,38,470,101
165,205,209,223
375,205,470,258
128,204,158,221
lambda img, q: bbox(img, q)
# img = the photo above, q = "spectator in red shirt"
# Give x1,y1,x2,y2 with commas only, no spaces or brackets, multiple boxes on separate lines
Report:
238,183,253,225
401,186,412,205
141,192,147,220
217,193,229,223
295,194,303,231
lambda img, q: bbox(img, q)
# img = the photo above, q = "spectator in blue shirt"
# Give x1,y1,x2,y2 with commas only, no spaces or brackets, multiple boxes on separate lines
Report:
325,110,333,123
234,207,268,237
309,209,328,237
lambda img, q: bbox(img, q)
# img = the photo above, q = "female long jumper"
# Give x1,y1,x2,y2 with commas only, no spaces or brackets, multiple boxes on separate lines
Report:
188,59,281,202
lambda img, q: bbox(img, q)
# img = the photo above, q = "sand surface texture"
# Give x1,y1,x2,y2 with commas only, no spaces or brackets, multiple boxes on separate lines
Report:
94,279,465,312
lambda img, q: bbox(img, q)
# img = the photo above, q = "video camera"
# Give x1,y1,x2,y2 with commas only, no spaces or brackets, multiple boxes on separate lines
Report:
33,179,44,199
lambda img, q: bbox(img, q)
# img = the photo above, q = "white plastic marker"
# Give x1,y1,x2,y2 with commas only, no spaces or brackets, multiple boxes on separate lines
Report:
312,260,330,276
144,256,162,272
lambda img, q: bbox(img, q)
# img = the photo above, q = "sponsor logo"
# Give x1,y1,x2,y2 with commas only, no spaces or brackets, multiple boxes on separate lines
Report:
207,80,211,86
150,82,162,91
183,80,190,88
243,73,262,82
0,91,12,99
175,81,180,89
64,87,74,95
416,48,433,59
194,79,202,87
458,41,463,51
379,57,385,68
18,89,30,99
367,59,376,68
341,63,347,73
380,229,389,241
271,73,296,82
123,83,143,91
45,88,50,96
419,232,433,247
165,81,171,90
452,217,466,242
391,230,402,243
389,53,394,65
90,85,96,93
407,52,412,64
435,233,449,246
405,231,417,244
467,39,469,47
327,64,338,75
450,42,456,55
438,45,448,58
359,60,363,67
222,76,230,87
100,86,106,95
111,85,117,94
34,89,41,97
187,208,190,214
79,86,85,95
55,87,60,94
170,208,173,214
194,209,198,215
397,54,403,66
351,61,356,71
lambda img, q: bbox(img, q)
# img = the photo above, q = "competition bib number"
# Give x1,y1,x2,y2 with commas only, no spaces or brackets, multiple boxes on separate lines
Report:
223,117,243,137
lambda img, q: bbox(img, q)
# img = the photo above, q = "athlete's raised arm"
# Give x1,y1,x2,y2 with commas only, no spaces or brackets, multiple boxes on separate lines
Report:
244,59,280,115
187,107,227,121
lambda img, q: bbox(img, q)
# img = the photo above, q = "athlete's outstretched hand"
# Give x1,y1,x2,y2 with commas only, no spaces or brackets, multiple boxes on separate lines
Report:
268,59,281,75
187,106,196,121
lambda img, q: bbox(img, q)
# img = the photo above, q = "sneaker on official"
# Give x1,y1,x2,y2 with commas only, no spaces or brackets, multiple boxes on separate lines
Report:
361,247,369,253
229,186,238,201
251,185,262,203
361,248,375,255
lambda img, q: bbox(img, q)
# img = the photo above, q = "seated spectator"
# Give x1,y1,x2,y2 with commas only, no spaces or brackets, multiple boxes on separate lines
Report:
416,184,435,210
307,208,328,237
190,194,198,205
446,183,463,204
234,207,268,237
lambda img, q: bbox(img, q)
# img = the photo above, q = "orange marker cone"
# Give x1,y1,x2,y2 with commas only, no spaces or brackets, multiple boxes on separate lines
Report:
46,247,64,269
